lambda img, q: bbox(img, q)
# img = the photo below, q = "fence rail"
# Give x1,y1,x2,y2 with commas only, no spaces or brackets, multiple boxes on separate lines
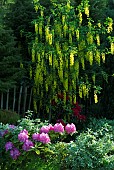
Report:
0,86,33,115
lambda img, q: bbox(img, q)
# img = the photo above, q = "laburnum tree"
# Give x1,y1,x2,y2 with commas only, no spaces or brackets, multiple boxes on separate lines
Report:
30,0,114,120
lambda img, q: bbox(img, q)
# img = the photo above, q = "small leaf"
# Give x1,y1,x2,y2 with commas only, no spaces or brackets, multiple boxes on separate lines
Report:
35,150,40,155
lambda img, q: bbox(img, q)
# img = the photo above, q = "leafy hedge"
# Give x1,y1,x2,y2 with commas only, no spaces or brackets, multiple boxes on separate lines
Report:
0,109,20,125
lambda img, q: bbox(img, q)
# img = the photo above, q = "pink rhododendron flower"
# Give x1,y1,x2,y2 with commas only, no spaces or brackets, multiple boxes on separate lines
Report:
65,123,76,134
5,142,14,151
48,124,54,131
40,126,49,133
18,132,29,142
22,140,34,151
10,148,20,160
32,133,40,141
20,129,28,135
53,123,64,133
39,133,50,144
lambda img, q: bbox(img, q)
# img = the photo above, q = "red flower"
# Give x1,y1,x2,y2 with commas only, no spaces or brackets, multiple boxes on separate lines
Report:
77,114,86,121
73,102,81,112
72,108,80,116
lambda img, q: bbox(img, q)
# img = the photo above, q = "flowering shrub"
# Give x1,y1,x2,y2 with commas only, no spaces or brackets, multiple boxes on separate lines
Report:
0,119,76,166
0,117,114,170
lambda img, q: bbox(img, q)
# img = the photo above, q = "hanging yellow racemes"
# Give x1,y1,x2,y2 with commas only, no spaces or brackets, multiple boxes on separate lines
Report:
55,41,60,54
70,51,74,66
94,93,98,103
82,83,87,98
96,34,100,46
111,42,114,55
53,55,58,68
73,95,76,103
89,51,93,66
49,52,53,66
63,23,68,37
76,29,79,41
84,2,89,17
87,32,93,44
95,50,100,66
49,33,53,45
101,53,105,63
62,15,66,25
79,85,82,98
78,10,82,25
35,22,38,34
107,18,113,33
45,26,49,43
74,59,79,79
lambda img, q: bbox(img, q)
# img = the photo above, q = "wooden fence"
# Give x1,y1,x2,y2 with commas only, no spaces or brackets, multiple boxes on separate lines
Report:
0,86,33,115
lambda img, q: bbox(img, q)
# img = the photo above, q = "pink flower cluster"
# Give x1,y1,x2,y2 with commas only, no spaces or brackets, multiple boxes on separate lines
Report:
39,123,76,134
18,129,34,151
32,132,50,144
65,123,76,134
4,123,76,160
18,129,29,142
53,123,64,133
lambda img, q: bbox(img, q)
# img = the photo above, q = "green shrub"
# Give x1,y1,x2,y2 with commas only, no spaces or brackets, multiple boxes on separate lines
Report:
64,119,114,170
0,109,20,125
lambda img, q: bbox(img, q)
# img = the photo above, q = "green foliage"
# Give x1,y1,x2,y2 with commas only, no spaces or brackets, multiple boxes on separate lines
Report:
64,118,114,170
0,110,20,124
0,2,25,91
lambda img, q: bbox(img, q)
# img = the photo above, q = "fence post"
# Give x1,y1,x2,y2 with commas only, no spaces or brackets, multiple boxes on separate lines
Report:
28,87,32,110
1,92,3,109
6,89,9,110
18,86,23,114
13,87,16,112
23,86,28,115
